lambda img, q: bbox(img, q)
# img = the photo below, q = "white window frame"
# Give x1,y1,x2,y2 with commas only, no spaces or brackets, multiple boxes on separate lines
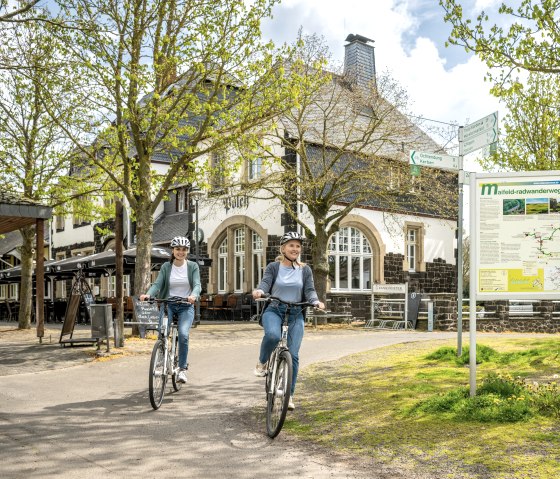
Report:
404,222,425,273
233,228,245,292
248,157,263,180
218,237,228,293
328,227,372,292
252,231,264,290
55,252,67,298
178,189,185,212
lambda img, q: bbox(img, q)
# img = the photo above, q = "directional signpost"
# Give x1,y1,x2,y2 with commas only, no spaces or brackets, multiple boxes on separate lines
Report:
463,111,498,155
409,150,459,171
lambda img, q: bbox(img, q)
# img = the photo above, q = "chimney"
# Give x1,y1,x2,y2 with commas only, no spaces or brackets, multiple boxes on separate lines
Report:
343,34,376,89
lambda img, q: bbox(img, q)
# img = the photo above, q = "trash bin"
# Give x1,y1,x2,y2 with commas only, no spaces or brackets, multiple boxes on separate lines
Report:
91,304,114,338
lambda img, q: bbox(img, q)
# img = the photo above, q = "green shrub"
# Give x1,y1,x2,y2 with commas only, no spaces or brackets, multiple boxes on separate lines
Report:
478,373,526,398
408,387,469,415
425,344,500,366
457,344,499,365
457,393,533,422
529,381,560,418
425,346,457,362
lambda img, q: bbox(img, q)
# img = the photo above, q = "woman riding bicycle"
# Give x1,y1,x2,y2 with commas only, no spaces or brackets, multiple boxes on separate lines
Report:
252,231,325,410
140,236,201,384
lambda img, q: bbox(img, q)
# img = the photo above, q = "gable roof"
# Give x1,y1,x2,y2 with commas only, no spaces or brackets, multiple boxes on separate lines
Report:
0,191,52,234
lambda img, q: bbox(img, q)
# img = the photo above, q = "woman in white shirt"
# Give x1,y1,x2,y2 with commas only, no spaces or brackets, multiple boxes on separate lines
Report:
140,236,201,383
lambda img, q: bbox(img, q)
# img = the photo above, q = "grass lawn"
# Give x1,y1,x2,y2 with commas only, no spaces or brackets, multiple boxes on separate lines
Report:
285,336,560,478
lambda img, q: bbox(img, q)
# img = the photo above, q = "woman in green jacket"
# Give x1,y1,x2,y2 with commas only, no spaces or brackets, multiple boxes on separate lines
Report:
140,236,201,383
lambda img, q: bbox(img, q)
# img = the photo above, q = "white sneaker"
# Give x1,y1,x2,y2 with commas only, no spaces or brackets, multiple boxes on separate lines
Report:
177,369,187,383
288,397,295,411
254,361,267,377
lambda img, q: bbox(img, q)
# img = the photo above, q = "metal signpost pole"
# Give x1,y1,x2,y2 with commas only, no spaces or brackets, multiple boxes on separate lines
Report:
457,126,464,356
195,196,200,326
190,188,203,327
469,173,478,396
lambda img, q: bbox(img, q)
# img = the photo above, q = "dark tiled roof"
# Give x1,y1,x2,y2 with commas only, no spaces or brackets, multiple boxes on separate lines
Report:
0,230,22,256
151,212,191,244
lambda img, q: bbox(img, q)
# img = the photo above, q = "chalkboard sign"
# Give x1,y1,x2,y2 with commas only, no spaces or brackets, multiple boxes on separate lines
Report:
132,297,160,326
407,292,422,329
83,292,95,308
61,294,81,337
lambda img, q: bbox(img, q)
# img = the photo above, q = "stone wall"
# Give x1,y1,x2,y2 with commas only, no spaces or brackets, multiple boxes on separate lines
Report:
419,295,560,333
384,253,456,294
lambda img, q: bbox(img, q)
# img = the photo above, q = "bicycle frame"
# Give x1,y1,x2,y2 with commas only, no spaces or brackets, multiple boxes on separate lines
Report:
257,295,317,438
147,297,191,409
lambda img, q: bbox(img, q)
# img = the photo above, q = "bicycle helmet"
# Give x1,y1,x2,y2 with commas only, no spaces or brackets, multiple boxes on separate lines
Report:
279,231,304,245
170,236,190,248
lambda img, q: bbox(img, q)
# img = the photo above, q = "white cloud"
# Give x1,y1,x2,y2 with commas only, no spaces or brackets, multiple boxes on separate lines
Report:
263,0,504,161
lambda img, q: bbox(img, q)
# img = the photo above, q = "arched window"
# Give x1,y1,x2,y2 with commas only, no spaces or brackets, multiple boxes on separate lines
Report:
213,224,265,294
328,227,372,291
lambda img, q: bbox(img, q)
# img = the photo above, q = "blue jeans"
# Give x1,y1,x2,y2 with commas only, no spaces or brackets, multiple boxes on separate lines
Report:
159,302,194,369
259,302,305,396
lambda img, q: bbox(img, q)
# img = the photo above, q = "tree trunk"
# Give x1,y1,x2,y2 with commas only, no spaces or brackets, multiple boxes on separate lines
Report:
18,226,35,329
311,226,330,304
133,203,154,296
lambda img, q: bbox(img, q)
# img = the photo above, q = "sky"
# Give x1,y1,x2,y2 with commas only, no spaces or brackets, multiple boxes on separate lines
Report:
261,0,506,171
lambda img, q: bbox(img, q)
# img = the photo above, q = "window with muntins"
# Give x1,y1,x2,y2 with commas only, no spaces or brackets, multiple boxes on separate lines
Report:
234,228,245,292
406,228,418,271
218,237,228,292
214,226,265,293
252,231,264,290
210,152,226,190
248,157,263,180
328,227,372,291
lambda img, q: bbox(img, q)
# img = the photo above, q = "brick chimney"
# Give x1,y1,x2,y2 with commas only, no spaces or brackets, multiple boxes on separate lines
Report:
343,34,376,89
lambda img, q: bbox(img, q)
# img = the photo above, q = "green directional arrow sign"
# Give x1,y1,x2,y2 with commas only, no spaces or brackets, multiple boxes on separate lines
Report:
409,150,459,171
463,112,499,155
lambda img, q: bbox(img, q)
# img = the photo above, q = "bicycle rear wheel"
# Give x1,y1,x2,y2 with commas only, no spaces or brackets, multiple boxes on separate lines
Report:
149,339,167,410
171,332,183,392
266,349,292,438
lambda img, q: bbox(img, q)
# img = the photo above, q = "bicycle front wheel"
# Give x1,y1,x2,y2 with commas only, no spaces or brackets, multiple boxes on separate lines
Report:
266,349,292,438
171,332,183,392
149,339,167,410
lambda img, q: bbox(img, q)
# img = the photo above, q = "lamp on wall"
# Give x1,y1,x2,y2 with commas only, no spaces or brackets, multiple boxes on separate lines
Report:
190,187,204,326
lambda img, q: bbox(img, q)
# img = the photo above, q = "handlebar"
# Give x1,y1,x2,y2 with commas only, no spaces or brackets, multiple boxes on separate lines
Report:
142,296,193,304
255,294,321,309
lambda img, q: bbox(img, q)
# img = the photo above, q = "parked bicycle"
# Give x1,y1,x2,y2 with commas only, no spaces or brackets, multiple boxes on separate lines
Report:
145,297,191,410
256,295,320,438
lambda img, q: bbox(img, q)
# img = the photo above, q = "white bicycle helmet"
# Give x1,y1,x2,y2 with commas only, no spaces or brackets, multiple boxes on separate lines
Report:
280,231,304,245
170,236,190,248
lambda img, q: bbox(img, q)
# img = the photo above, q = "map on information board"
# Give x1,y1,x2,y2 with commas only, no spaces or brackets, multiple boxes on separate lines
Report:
474,172,560,299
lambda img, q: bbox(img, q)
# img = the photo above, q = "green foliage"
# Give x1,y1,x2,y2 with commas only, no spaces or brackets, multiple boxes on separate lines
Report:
408,386,469,414
425,344,499,365
441,1,560,174
287,338,560,478
457,393,533,423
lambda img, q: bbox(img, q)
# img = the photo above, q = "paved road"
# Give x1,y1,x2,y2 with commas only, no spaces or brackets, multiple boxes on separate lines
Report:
0,324,457,478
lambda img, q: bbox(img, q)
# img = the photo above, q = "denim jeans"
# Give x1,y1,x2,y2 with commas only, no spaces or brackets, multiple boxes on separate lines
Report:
159,302,194,369
259,302,305,396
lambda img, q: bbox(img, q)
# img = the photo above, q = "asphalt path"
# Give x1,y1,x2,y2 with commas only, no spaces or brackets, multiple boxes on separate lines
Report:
0,325,457,478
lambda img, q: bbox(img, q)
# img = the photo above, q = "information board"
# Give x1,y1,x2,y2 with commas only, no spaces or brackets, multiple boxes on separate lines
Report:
132,297,160,325
472,171,560,299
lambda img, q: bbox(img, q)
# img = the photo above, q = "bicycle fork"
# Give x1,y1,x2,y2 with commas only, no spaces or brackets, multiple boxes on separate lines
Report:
269,325,289,396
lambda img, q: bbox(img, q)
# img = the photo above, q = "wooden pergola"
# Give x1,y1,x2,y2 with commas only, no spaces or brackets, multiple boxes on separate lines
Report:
0,191,52,340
